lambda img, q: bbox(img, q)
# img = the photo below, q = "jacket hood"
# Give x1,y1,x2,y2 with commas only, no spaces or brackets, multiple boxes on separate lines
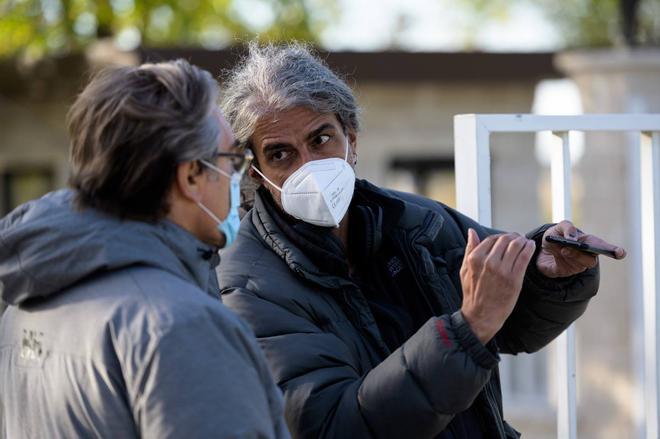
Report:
0,190,219,305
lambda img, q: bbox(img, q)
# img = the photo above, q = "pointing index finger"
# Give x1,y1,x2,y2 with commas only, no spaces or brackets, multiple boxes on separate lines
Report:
579,234,627,260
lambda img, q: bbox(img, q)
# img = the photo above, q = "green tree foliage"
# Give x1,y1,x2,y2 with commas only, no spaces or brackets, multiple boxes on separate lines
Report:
0,0,337,60
537,0,660,47
456,0,660,48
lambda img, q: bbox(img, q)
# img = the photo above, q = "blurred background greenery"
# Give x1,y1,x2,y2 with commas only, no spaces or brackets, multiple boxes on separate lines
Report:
0,0,338,62
1,0,659,64
457,0,660,48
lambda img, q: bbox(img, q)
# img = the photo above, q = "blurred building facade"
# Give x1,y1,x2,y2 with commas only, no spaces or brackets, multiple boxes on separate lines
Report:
0,46,653,439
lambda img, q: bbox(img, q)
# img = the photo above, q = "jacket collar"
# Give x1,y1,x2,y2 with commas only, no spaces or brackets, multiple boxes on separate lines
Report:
0,189,221,305
249,180,443,289
251,187,342,289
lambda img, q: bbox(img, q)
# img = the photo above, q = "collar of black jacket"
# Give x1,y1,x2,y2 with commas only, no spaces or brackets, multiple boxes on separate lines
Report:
251,180,420,286
258,184,348,278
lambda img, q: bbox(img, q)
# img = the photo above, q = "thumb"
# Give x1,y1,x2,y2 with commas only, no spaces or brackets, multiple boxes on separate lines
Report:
466,228,480,254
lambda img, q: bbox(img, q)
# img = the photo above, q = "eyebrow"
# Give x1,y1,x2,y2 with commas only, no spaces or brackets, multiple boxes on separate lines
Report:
306,123,335,141
261,123,336,154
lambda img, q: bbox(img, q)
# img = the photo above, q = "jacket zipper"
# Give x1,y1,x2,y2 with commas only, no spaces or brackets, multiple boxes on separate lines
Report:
403,216,508,439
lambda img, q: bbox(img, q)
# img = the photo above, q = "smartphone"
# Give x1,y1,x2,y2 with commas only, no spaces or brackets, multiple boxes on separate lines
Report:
545,235,617,258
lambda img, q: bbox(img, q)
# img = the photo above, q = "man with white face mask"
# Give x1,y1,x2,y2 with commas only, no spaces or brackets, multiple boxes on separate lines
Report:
250,138,354,228
0,60,288,439
218,43,626,439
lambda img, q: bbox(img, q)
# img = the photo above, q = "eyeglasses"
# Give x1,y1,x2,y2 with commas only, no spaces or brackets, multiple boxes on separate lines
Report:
207,149,254,175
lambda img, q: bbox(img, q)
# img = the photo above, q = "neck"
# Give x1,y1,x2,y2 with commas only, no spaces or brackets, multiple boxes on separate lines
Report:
167,201,194,235
167,197,219,248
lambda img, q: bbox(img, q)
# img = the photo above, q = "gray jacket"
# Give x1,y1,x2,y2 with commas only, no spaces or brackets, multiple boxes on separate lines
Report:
0,190,290,439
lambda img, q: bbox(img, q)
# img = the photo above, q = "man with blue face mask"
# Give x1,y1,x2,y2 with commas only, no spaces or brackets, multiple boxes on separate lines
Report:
197,149,254,246
217,43,626,439
0,59,288,439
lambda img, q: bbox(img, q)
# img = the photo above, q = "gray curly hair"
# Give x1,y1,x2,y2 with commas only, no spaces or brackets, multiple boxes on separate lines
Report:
67,59,221,220
220,42,361,149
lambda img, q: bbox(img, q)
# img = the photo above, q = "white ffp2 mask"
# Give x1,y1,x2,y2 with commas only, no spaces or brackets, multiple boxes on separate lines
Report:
252,140,356,228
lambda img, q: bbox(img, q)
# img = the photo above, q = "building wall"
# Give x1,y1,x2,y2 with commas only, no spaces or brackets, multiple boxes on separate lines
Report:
355,80,540,231
0,56,86,212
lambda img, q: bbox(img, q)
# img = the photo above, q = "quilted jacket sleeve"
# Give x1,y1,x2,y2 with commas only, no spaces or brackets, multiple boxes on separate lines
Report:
495,224,599,354
441,207,599,355
222,287,499,439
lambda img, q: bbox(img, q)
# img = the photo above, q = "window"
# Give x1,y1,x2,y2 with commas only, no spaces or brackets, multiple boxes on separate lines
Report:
385,156,456,207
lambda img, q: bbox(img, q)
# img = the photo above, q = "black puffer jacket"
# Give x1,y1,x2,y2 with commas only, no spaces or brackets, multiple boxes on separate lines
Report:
219,179,599,439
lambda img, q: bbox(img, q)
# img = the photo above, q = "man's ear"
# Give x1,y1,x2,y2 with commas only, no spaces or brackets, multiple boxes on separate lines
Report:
248,160,264,184
347,129,357,149
346,129,358,164
175,161,205,203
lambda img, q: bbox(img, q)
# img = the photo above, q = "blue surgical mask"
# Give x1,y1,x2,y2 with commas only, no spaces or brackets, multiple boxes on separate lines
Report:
196,161,243,248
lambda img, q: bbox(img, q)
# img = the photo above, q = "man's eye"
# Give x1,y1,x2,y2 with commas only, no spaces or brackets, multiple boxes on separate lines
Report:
314,134,331,145
271,150,290,161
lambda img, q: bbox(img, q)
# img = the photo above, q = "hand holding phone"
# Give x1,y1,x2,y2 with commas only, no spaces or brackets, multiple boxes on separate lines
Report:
537,221,626,277
545,235,619,259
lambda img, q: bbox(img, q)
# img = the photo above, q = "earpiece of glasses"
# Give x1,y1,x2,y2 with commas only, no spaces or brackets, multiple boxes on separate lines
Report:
210,150,253,174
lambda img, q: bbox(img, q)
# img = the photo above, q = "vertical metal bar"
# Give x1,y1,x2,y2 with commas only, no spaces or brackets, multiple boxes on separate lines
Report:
641,132,660,439
454,115,492,226
551,131,577,439
628,132,646,439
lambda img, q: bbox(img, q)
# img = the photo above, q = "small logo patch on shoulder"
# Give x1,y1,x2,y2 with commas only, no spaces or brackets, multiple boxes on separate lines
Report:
386,256,403,277
21,329,44,361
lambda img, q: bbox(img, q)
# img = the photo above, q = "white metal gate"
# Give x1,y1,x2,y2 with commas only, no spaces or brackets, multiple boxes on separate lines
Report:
453,114,660,439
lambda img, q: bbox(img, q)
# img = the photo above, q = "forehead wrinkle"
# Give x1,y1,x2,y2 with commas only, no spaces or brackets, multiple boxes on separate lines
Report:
252,107,341,152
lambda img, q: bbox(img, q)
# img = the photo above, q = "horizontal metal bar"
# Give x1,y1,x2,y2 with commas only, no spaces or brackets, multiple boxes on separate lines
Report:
455,114,660,133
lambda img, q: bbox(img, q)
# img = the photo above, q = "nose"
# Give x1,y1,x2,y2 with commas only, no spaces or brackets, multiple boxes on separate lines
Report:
297,148,312,166
296,145,326,167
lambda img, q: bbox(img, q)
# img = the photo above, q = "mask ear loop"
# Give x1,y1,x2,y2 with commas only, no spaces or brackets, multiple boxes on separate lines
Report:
196,201,224,223
251,165,283,192
197,159,243,224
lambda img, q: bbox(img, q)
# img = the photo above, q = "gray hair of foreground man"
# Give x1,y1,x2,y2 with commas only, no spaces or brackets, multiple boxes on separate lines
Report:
221,42,361,149
67,59,221,221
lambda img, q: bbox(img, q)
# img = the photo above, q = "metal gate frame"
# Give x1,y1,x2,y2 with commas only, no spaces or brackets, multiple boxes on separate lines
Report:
454,114,660,439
